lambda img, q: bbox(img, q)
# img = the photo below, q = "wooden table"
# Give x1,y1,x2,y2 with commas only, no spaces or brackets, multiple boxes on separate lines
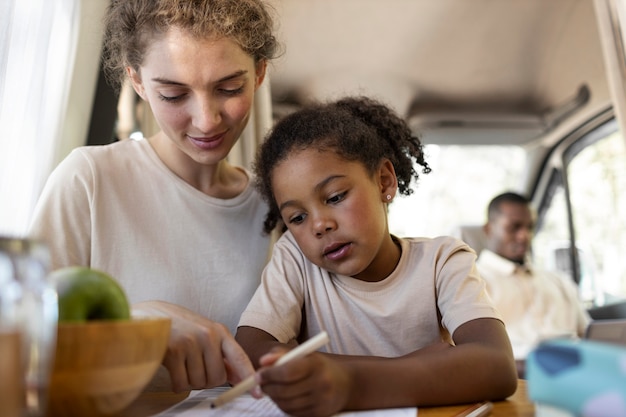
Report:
419,380,534,416
120,380,534,417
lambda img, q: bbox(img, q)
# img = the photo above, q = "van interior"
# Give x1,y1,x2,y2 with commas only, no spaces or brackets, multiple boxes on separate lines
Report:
1,0,625,313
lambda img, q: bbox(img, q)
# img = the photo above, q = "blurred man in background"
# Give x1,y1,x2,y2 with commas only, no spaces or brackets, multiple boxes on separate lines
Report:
476,192,590,378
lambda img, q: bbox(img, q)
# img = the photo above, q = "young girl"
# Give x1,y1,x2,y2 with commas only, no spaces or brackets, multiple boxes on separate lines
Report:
29,0,279,392
236,96,518,416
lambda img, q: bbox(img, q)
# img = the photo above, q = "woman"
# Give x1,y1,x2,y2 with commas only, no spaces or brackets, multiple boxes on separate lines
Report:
29,0,280,392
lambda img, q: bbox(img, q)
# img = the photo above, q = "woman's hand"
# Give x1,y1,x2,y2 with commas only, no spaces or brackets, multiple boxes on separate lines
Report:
133,301,255,392
257,348,352,417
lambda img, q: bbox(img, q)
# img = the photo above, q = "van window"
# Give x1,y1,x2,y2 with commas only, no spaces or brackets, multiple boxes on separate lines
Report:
534,119,626,306
0,0,83,237
388,144,526,238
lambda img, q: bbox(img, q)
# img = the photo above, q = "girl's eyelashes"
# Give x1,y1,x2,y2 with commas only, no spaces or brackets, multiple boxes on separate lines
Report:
288,213,306,225
327,191,347,204
284,191,347,224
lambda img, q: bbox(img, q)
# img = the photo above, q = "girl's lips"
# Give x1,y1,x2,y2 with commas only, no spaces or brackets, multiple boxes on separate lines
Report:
323,242,352,261
187,133,226,150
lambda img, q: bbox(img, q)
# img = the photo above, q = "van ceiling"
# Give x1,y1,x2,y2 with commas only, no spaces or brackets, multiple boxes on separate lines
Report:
267,0,611,146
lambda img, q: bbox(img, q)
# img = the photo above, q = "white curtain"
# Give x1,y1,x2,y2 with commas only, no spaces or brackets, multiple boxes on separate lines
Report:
594,0,626,147
0,0,80,237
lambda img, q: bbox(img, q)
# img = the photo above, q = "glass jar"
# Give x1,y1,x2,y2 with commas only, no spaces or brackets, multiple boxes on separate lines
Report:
0,237,57,417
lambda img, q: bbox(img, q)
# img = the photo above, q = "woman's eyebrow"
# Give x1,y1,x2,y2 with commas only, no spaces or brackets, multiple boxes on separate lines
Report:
151,70,249,86
217,69,248,82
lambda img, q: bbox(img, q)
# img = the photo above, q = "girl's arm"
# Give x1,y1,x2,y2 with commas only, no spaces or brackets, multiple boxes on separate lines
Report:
335,317,517,409
240,318,517,417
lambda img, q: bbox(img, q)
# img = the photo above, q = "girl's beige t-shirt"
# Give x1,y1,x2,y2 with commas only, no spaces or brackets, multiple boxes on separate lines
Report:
239,231,500,356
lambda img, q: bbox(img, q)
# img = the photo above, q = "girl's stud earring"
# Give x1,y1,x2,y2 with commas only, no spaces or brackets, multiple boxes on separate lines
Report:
386,195,391,201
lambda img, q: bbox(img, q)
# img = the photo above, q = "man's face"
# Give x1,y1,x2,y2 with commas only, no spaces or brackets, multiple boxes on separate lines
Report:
485,202,534,264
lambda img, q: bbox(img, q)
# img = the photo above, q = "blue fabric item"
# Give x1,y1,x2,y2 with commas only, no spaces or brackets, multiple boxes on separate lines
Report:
533,343,581,376
527,339,626,417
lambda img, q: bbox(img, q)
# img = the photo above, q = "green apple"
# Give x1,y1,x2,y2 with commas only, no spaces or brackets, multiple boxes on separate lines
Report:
50,266,131,322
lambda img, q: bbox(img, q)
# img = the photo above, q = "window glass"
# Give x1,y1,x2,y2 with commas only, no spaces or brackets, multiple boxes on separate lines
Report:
388,145,527,238
534,128,626,306
0,0,79,236
532,183,589,298
568,131,626,304
533,183,570,271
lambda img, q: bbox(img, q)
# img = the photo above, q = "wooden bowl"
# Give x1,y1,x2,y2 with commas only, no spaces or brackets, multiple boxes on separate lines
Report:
47,318,171,417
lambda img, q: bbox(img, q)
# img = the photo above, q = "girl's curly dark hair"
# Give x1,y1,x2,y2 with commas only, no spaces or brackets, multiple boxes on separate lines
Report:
254,96,431,234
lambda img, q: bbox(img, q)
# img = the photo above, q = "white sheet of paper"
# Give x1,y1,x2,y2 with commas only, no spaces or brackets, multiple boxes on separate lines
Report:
154,386,417,417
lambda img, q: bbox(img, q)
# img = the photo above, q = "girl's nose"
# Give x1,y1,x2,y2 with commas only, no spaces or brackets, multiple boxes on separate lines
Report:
313,214,337,237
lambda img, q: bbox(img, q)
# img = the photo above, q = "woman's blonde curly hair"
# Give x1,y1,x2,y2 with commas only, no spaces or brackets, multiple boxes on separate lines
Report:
101,0,281,91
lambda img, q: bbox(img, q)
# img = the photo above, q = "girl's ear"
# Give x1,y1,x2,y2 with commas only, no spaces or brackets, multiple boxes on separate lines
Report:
127,67,147,100
378,159,398,202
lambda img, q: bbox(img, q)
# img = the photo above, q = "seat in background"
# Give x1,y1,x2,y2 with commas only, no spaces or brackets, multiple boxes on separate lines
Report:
451,224,487,256
585,318,626,346
585,301,626,347
587,300,626,320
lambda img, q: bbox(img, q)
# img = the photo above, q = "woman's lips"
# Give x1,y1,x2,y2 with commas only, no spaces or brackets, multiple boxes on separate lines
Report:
324,242,352,261
188,133,225,150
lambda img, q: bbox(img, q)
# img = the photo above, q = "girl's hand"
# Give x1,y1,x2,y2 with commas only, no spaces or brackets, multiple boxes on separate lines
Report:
133,301,255,392
258,349,352,417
